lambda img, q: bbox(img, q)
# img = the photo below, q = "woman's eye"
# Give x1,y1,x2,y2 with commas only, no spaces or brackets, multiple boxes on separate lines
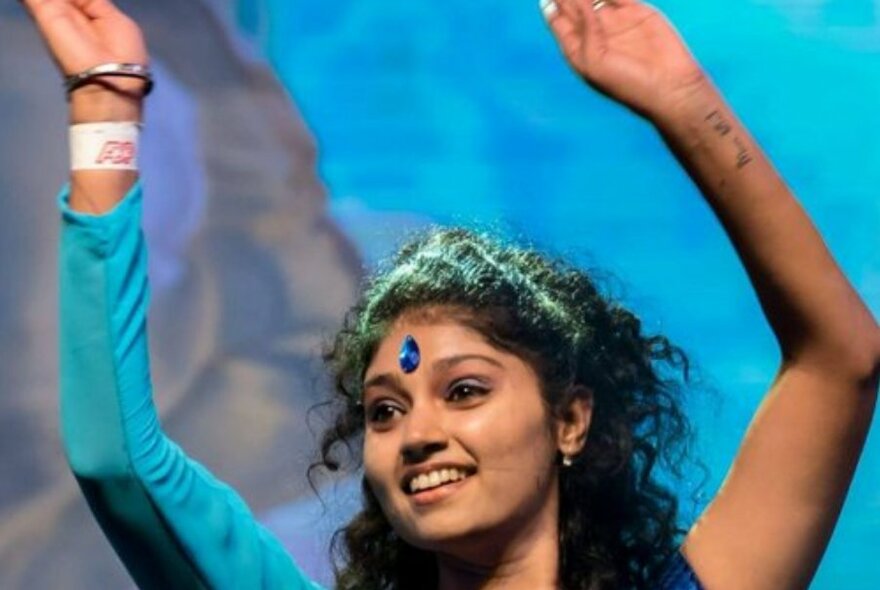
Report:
446,381,489,402
367,402,402,424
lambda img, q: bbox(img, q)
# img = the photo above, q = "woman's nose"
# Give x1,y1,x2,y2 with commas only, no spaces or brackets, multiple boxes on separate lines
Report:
400,403,448,464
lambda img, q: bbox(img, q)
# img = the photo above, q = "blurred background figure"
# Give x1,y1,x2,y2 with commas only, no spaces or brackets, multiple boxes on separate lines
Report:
0,0,359,587
0,0,878,588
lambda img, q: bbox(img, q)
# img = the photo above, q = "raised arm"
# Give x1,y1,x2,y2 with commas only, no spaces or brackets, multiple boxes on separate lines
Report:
24,0,320,586
541,1,880,588
23,0,146,212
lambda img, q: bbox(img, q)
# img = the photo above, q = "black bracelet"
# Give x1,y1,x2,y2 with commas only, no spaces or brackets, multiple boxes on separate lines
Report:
64,63,154,97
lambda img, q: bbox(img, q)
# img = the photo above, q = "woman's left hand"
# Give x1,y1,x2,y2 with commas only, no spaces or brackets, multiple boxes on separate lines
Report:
542,0,709,122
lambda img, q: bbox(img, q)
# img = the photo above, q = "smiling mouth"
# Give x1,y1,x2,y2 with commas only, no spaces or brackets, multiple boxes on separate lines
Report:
403,466,476,495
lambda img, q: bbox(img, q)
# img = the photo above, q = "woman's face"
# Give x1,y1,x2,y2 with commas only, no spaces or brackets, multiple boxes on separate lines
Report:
362,310,581,558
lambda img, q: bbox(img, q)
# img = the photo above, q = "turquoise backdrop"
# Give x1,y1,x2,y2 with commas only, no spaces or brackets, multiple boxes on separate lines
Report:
243,1,880,586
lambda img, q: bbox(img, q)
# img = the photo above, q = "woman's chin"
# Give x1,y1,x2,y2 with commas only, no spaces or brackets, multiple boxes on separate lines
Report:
394,507,500,556
398,514,479,549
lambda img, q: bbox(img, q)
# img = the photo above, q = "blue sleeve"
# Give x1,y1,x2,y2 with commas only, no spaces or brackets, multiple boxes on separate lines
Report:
59,182,324,590
655,550,704,590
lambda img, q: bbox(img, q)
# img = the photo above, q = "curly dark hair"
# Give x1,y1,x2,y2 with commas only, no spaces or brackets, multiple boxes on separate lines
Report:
314,227,698,590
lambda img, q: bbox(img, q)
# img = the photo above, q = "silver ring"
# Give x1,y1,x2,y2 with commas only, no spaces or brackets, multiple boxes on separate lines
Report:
592,0,609,10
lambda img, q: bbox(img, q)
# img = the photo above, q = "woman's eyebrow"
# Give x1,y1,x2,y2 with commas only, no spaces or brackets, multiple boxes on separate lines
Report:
363,354,503,392
433,354,504,372
362,373,409,399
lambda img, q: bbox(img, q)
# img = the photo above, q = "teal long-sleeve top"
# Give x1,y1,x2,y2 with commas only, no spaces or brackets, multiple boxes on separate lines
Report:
59,182,322,589
58,182,702,590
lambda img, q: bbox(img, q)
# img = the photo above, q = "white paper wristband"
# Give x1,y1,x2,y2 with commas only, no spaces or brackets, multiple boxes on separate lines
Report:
70,122,141,171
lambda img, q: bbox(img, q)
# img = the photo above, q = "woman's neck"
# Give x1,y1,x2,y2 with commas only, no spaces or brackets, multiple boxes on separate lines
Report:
436,544,559,590
434,500,560,590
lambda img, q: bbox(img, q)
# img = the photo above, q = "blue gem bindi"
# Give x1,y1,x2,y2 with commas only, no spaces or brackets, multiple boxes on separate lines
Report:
398,335,421,374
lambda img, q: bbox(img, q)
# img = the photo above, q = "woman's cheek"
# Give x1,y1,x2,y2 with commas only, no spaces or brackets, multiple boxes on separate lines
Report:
363,435,397,505
457,404,555,475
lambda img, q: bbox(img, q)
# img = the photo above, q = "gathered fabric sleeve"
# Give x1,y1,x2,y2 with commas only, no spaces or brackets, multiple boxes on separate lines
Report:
59,182,323,590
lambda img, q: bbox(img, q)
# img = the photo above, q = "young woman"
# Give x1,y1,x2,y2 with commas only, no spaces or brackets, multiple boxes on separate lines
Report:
24,0,880,587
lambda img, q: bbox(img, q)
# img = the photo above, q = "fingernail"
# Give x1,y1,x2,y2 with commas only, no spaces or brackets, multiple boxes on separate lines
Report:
540,0,558,19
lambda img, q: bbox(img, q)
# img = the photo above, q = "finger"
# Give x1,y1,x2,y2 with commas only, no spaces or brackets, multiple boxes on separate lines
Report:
72,0,123,20
540,0,561,26
541,0,582,28
578,0,607,56
588,0,639,9
552,0,583,21
19,0,58,19
540,0,585,60
21,0,102,72
21,0,85,31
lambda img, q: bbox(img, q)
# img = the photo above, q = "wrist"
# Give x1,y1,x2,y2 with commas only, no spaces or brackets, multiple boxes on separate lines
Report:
653,81,762,178
650,78,723,135
69,85,144,125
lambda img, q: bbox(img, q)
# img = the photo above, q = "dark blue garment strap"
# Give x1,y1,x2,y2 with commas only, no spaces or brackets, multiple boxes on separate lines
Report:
655,551,704,590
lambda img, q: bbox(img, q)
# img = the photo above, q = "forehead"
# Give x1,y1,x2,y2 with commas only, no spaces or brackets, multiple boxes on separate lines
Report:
366,312,496,375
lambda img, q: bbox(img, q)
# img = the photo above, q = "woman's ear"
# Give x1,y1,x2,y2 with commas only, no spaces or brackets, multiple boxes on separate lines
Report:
556,386,593,457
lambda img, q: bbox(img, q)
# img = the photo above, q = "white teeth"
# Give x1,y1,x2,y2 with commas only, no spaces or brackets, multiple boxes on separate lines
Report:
408,468,470,493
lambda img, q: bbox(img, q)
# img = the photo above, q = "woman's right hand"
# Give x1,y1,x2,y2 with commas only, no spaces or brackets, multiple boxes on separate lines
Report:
22,0,149,120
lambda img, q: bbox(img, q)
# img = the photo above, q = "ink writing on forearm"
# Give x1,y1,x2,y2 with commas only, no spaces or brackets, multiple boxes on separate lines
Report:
705,110,753,169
